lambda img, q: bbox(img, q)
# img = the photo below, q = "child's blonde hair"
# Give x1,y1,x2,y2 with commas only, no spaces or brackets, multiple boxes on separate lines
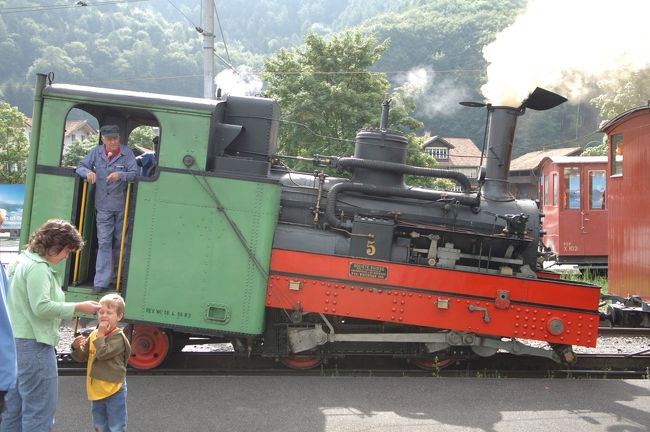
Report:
100,293,126,316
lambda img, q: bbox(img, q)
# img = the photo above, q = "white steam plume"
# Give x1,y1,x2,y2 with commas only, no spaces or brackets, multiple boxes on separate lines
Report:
481,0,650,106
214,65,263,97
394,66,470,116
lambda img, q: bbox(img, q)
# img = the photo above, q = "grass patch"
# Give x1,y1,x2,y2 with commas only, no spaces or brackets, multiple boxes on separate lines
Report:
562,268,608,295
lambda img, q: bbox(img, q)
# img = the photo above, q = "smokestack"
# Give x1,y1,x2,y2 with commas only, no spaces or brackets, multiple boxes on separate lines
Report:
463,87,566,201
482,106,522,201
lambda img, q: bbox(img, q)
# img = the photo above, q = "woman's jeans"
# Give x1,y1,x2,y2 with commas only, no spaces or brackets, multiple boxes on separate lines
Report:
0,339,58,432
91,383,127,432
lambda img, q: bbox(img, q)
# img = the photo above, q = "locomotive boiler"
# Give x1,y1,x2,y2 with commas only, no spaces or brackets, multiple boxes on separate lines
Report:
22,74,601,369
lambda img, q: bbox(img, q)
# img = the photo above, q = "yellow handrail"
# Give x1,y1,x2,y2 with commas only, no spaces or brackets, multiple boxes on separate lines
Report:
116,183,132,292
73,181,88,284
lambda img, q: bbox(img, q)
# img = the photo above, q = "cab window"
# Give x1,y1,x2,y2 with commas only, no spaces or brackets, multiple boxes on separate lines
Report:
60,109,98,168
129,126,159,178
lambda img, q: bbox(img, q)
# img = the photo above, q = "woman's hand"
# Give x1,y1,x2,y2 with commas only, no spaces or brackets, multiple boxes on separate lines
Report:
75,300,101,315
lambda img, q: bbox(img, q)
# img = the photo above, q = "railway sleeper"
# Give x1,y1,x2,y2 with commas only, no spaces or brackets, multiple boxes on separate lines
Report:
286,322,572,365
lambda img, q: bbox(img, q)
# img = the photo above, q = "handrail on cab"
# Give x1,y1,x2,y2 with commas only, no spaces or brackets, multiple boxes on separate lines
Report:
73,181,89,284
116,182,132,292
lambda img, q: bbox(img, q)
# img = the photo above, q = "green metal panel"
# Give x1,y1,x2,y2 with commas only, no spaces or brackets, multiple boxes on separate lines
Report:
30,174,76,229
124,172,280,335
39,102,77,166
153,112,210,170
28,174,77,275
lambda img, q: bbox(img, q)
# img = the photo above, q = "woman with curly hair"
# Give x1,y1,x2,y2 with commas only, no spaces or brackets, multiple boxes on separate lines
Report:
1,219,101,432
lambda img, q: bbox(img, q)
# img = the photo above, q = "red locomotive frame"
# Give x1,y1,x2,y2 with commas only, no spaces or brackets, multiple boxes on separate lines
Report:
267,249,600,347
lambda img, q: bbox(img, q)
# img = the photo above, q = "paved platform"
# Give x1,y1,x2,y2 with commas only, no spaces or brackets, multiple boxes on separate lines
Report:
54,376,650,431
0,237,18,267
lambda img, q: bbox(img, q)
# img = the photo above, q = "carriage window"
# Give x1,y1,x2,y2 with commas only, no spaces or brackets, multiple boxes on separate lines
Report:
543,175,549,206
563,167,580,209
589,170,606,210
552,173,558,207
611,134,623,176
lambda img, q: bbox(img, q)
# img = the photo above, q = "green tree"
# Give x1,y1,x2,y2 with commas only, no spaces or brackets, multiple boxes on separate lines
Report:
127,126,157,151
0,102,29,183
591,67,650,120
581,136,608,157
61,134,98,168
262,31,423,166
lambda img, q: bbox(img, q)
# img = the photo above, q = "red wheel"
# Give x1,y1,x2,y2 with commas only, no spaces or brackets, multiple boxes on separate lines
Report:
412,356,455,371
280,355,322,370
128,325,172,370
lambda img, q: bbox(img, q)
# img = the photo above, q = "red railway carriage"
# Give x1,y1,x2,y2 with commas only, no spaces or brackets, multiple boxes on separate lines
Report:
600,105,650,301
539,156,608,268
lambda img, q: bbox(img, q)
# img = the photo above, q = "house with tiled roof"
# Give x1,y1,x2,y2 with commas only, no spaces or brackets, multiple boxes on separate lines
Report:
64,120,97,147
422,136,482,188
508,147,582,199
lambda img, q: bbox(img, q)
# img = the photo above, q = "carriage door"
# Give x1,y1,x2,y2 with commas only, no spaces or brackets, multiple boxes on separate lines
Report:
560,166,583,256
582,168,607,256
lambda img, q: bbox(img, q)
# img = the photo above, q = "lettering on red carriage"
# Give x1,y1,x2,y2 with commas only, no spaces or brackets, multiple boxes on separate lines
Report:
562,241,579,252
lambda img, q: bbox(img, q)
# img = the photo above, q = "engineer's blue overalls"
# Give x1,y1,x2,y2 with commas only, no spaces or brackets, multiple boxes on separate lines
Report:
76,144,137,289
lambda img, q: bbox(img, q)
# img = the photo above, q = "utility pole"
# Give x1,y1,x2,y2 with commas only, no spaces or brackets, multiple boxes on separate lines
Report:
202,0,215,99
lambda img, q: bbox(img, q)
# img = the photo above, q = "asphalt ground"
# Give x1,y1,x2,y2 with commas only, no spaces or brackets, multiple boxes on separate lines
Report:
55,376,650,431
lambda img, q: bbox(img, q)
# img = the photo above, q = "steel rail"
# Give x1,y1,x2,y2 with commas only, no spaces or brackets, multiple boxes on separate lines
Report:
57,352,650,378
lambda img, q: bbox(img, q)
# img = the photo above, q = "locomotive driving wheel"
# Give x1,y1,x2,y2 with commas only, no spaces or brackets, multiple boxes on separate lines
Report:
127,324,173,370
279,354,322,370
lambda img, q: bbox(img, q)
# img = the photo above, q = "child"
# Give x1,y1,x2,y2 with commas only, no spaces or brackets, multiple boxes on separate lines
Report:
71,293,131,432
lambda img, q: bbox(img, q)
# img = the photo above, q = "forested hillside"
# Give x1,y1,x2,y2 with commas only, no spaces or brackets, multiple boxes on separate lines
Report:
0,0,604,156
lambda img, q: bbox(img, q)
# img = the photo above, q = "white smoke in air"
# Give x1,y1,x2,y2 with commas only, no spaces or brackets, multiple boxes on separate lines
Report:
394,66,470,116
214,65,263,97
481,0,650,106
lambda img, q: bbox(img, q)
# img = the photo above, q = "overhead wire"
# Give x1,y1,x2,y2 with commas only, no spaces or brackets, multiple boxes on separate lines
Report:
165,0,198,29
0,0,148,15
212,1,232,69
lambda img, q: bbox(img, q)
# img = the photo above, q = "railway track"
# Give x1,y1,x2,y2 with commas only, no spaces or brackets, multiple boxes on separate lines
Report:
56,326,650,378
58,351,650,379
597,326,650,338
